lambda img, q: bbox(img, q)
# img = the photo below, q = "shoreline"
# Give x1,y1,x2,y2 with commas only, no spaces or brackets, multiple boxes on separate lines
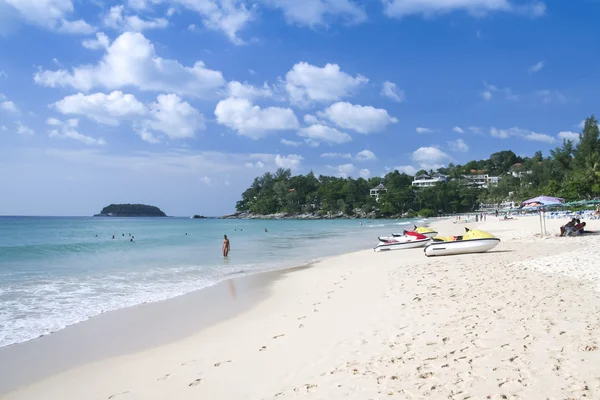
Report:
0,263,315,394
3,216,600,399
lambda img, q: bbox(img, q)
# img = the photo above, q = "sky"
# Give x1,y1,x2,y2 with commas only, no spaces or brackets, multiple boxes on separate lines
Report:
0,0,598,216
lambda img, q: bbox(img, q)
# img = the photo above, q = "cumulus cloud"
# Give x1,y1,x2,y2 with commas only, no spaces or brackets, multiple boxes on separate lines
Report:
169,0,255,44
16,121,35,136
469,126,483,134
381,81,405,102
318,102,397,134
280,138,302,147
103,5,168,32
144,94,205,139
297,124,352,146
34,32,225,98
82,32,110,50
452,126,465,134
47,118,106,145
262,0,367,26
1,0,95,34
226,81,273,99
529,60,545,74
490,126,555,143
0,94,19,113
382,0,545,18
359,168,371,179
394,165,418,175
412,146,451,170
285,62,368,106
355,149,377,161
448,138,469,152
214,97,299,139
321,152,353,159
328,163,356,178
53,91,146,125
275,154,303,169
416,127,433,134
557,131,580,143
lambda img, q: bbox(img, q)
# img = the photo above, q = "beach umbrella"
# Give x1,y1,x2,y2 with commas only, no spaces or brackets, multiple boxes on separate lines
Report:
521,196,564,236
521,195,564,206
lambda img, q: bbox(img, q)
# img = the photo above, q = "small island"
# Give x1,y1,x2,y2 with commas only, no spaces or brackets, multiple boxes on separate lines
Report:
94,204,167,217
191,215,207,219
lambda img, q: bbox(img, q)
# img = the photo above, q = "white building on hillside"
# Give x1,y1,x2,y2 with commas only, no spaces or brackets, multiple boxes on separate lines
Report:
462,174,500,189
412,173,448,188
370,183,387,200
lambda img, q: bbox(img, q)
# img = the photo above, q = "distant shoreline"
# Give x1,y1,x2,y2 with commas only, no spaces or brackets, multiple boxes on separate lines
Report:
219,211,418,220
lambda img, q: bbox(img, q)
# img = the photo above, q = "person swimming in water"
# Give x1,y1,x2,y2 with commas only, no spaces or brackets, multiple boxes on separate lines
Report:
223,235,230,257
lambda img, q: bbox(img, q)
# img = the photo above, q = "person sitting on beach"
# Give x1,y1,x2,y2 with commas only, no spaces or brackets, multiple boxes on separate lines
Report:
560,218,577,236
223,235,230,257
572,221,586,234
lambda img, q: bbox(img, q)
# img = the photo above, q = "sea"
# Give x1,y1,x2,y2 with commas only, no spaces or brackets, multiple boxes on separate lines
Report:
0,216,423,348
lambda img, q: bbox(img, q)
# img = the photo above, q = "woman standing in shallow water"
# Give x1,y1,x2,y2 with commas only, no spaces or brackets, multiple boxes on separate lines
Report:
222,235,230,257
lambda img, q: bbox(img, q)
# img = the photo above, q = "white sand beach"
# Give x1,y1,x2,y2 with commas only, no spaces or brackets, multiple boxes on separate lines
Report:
2,216,600,399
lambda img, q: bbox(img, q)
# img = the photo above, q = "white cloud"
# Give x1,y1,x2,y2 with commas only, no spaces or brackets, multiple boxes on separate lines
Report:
285,62,368,106
536,90,567,104
523,131,555,143
262,0,367,26
359,168,371,179
481,82,519,101
135,127,161,144
328,163,356,178
394,165,418,175
82,32,110,50
226,81,273,99
280,138,302,147
469,126,482,134
16,121,34,136
297,124,352,146
0,99,18,113
144,94,205,139
275,154,303,169
490,126,555,143
320,152,352,159
412,146,451,170
103,5,168,32
47,118,106,145
303,114,328,125
355,149,377,161
557,131,580,143
214,97,299,139
53,91,146,125
1,0,95,34
318,102,397,134
448,138,469,152
577,120,585,129
416,127,433,134
381,80,405,102
383,0,545,18
169,0,255,44
57,19,95,34
201,176,212,185
34,32,225,98
529,60,544,73
452,126,465,134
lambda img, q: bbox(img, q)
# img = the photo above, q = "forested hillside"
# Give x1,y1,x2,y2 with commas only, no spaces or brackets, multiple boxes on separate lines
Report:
235,116,600,218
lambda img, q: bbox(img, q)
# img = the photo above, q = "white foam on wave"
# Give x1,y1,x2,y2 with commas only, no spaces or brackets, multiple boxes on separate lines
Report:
0,264,261,348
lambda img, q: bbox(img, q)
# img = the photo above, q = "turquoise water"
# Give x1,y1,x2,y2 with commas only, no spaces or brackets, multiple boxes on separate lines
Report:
0,216,422,347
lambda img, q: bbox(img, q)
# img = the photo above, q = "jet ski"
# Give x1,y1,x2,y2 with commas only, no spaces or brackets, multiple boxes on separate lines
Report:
424,227,500,257
374,231,430,252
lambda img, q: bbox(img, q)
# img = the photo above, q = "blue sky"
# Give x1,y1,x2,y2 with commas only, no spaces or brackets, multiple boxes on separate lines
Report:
0,0,597,216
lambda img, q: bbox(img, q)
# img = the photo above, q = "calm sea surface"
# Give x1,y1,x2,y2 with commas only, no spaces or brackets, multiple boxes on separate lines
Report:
0,216,422,348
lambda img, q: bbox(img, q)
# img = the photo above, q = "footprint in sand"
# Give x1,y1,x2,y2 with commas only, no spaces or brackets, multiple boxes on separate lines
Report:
214,360,232,367
188,378,202,387
299,324,304,328
181,360,196,366
108,392,130,399
297,316,306,320
259,346,267,351
273,334,285,339
157,374,171,381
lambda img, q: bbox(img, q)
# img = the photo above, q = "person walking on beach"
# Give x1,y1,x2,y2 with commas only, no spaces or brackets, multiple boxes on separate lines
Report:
223,235,230,257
